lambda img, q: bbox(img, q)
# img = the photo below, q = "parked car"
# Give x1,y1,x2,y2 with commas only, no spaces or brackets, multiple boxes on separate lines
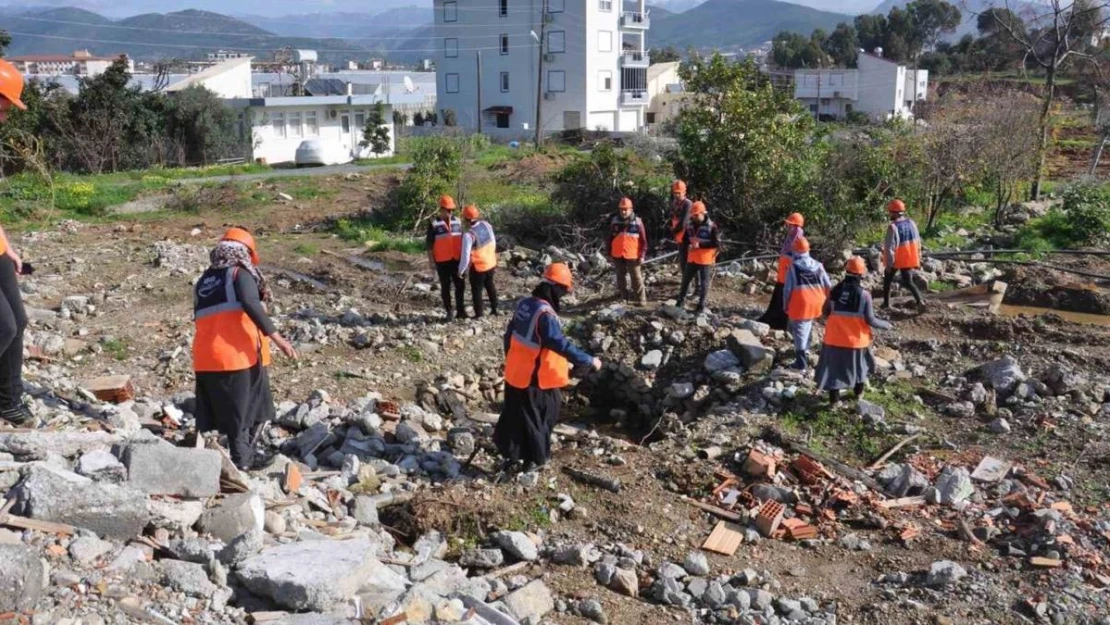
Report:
295,139,351,167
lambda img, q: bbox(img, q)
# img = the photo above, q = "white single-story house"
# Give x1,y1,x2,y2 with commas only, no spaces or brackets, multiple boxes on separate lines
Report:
793,52,928,122
226,96,395,166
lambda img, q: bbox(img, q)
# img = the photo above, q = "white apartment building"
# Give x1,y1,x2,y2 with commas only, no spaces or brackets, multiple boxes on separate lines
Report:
433,0,650,137
794,52,928,121
10,50,134,77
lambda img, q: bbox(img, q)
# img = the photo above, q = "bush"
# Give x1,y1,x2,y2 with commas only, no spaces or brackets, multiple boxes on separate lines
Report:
1061,181,1110,246
373,136,463,232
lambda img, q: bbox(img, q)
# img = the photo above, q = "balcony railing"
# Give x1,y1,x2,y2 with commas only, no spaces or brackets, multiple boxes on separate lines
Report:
598,0,613,11
620,10,650,29
620,89,648,106
620,51,650,67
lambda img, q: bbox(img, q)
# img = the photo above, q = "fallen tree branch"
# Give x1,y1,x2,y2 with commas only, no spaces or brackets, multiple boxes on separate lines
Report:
867,434,922,470
685,499,745,522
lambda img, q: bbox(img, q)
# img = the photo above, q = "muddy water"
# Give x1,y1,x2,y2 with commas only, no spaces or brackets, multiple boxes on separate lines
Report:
998,304,1110,326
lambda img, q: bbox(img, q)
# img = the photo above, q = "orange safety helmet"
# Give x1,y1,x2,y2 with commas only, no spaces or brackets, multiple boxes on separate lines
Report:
618,197,633,210
784,212,805,227
846,256,867,275
439,195,457,210
689,201,707,217
543,262,573,290
671,180,687,194
792,237,810,254
462,204,480,220
221,227,260,265
887,199,906,214
0,59,27,111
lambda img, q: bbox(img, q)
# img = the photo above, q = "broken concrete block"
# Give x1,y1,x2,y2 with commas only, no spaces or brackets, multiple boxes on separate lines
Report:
158,560,218,597
68,536,112,564
704,349,741,374
14,465,149,539
75,449,126,483
196,492,264,542
460,548,504,569
970,357,1025,395
0,544,46,612
122,442,222,497
727,329,774,371
237,538,405,612
934,466,975,506
351,495,379,527
148,499,205,532
494,531,539,562
503,579,555,622
0,431,121,460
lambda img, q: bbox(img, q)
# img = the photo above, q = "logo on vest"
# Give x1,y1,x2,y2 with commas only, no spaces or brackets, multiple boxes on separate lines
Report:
197,275,221,298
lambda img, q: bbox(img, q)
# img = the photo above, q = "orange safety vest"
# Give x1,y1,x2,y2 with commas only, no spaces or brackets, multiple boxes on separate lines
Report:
609,214,644,260
885,218,922,270
670,198,692,243
192,267,272,372
685,219,718,266
468,220,497,272
824,283,873,349
503,297,570,390
776,255,793,284
786,263,829,321
431,216,463,263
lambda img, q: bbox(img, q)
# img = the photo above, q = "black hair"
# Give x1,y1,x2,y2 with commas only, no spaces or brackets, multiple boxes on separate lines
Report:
531,281,567,313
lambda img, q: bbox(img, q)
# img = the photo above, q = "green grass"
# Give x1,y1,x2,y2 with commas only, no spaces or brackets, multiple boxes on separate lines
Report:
333,220,425,254
398,345,423,363
101,338,128,361
293,242,319,256
281,178,339,201
352,154,413,166
504,498,553,531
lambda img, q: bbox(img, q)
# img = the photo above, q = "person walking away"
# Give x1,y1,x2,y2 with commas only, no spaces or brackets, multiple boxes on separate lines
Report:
816,257,892,405
882,199,926,310
608,197,648,305
0,59,32,426
675,202,720,314
782,237,830,370
495,263,601,472
458,204,499,318
758,212,805,331
426,195,466,320
193,228,298,470
669,180,694,281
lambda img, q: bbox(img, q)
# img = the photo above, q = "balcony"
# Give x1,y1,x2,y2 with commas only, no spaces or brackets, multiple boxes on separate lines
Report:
620,51,650,68
620,10,650,29
620,89,649,106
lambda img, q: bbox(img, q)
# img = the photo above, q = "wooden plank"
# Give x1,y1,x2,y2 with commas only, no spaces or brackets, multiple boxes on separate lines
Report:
247,612,290,624
877,496,927,509
483,561,529,580
702,521,744,556
1030,557,1063,569
686,499,745,522
1,514,75,536
867,434,922,470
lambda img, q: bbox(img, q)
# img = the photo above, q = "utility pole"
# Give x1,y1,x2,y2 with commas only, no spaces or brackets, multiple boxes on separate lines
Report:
476,50,483,135
534,0,548,148
814,73,821,122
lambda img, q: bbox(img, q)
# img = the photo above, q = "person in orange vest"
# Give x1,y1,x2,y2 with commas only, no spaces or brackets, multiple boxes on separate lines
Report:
494,263,601,471
882,199,926,310
0,60,31,426
675,201,720,314
193,228,298,469
607,197,648,305
816,257,893,405
426,195,466,320
782,237,831,370
758,212,805,331
458,204,499,318
669,180,693,269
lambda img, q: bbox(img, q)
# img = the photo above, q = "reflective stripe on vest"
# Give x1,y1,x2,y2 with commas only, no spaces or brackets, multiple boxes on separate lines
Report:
610,215,642,260
786,264,828,321
503,298,570,390
889,219,921,269
824,285,873,349
776,254,793,284
685,220,717,265
432,217,463,262
192,267,272,372
470,221,497,272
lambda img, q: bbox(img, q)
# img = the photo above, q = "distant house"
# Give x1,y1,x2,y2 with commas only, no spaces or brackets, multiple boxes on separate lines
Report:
793,52,927,121
10,50,134,77
644,62,690,132
165,57,253,99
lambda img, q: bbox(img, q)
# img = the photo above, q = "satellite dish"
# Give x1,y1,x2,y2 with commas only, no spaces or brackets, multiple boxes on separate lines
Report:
403,76,415,93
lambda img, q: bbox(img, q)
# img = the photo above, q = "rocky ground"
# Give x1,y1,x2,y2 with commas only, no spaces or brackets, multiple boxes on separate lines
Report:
1,176,1109,625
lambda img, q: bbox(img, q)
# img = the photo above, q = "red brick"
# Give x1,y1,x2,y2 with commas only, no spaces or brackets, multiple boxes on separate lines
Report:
755,500,785,537
743,450,776,478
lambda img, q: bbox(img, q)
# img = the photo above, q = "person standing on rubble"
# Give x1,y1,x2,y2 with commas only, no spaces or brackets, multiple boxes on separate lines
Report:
675,201,720,315
782,237,831,370
0,60,32,426
815,257,892,405
495,263,601,472
669,180,693,277
193,228,298,470
426,195,466,321
607,197,648,306
758,212,805,331
882,199,926,311
458,204,499,318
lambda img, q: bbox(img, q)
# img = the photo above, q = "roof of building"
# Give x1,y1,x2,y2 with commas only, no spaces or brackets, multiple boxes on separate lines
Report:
303,78,349,96
10,52,125,62
165,57,252,92
859,52,899,66
648,62,680,83
227,95,391,108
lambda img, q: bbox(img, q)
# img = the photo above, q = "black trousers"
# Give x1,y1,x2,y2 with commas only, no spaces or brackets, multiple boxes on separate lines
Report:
436,260,466,317
469,267,499,317
0,256,27,410
195,364,275,469
758,283,789,331
677,263,711,310
883,268,924,306
494,385,562,467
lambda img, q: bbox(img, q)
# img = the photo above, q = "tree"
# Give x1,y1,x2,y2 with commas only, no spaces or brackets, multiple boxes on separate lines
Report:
360,102,391,156
824,22,860,67
379,137,463,231
392,109,408,127
161,85,244,166
0,30,10,57
772,31,826,68
653,45,682,63
906,0,962,109
413,111,425,126
441,108,457,127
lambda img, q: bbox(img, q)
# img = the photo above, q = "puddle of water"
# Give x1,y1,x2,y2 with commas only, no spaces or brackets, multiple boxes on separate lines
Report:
998,304,1110,327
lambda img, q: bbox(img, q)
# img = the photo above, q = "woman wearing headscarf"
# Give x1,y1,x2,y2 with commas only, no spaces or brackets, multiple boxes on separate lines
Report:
193,228,297,470
758,213,805,331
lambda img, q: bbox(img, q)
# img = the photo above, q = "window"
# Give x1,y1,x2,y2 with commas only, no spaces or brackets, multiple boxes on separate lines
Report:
444,38,459,58
443,1,457,22
272,112,285,138
548,31,565,53
500,71,510,92
809,104,818,113
500,34,509,55
598,31,612,53
599,0,612,11
548,0,564,11
548,70,566,92
341,115,350,133
598,70,612,91
445,73,460,93
496,113,510,128
305,111,318,136
845,104,853,114
646,112,656,124
288,112,302,137
355,112,366,130
499,0,507,17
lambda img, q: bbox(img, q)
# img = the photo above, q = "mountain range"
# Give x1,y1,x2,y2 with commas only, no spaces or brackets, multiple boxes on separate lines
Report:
651,0,854,50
